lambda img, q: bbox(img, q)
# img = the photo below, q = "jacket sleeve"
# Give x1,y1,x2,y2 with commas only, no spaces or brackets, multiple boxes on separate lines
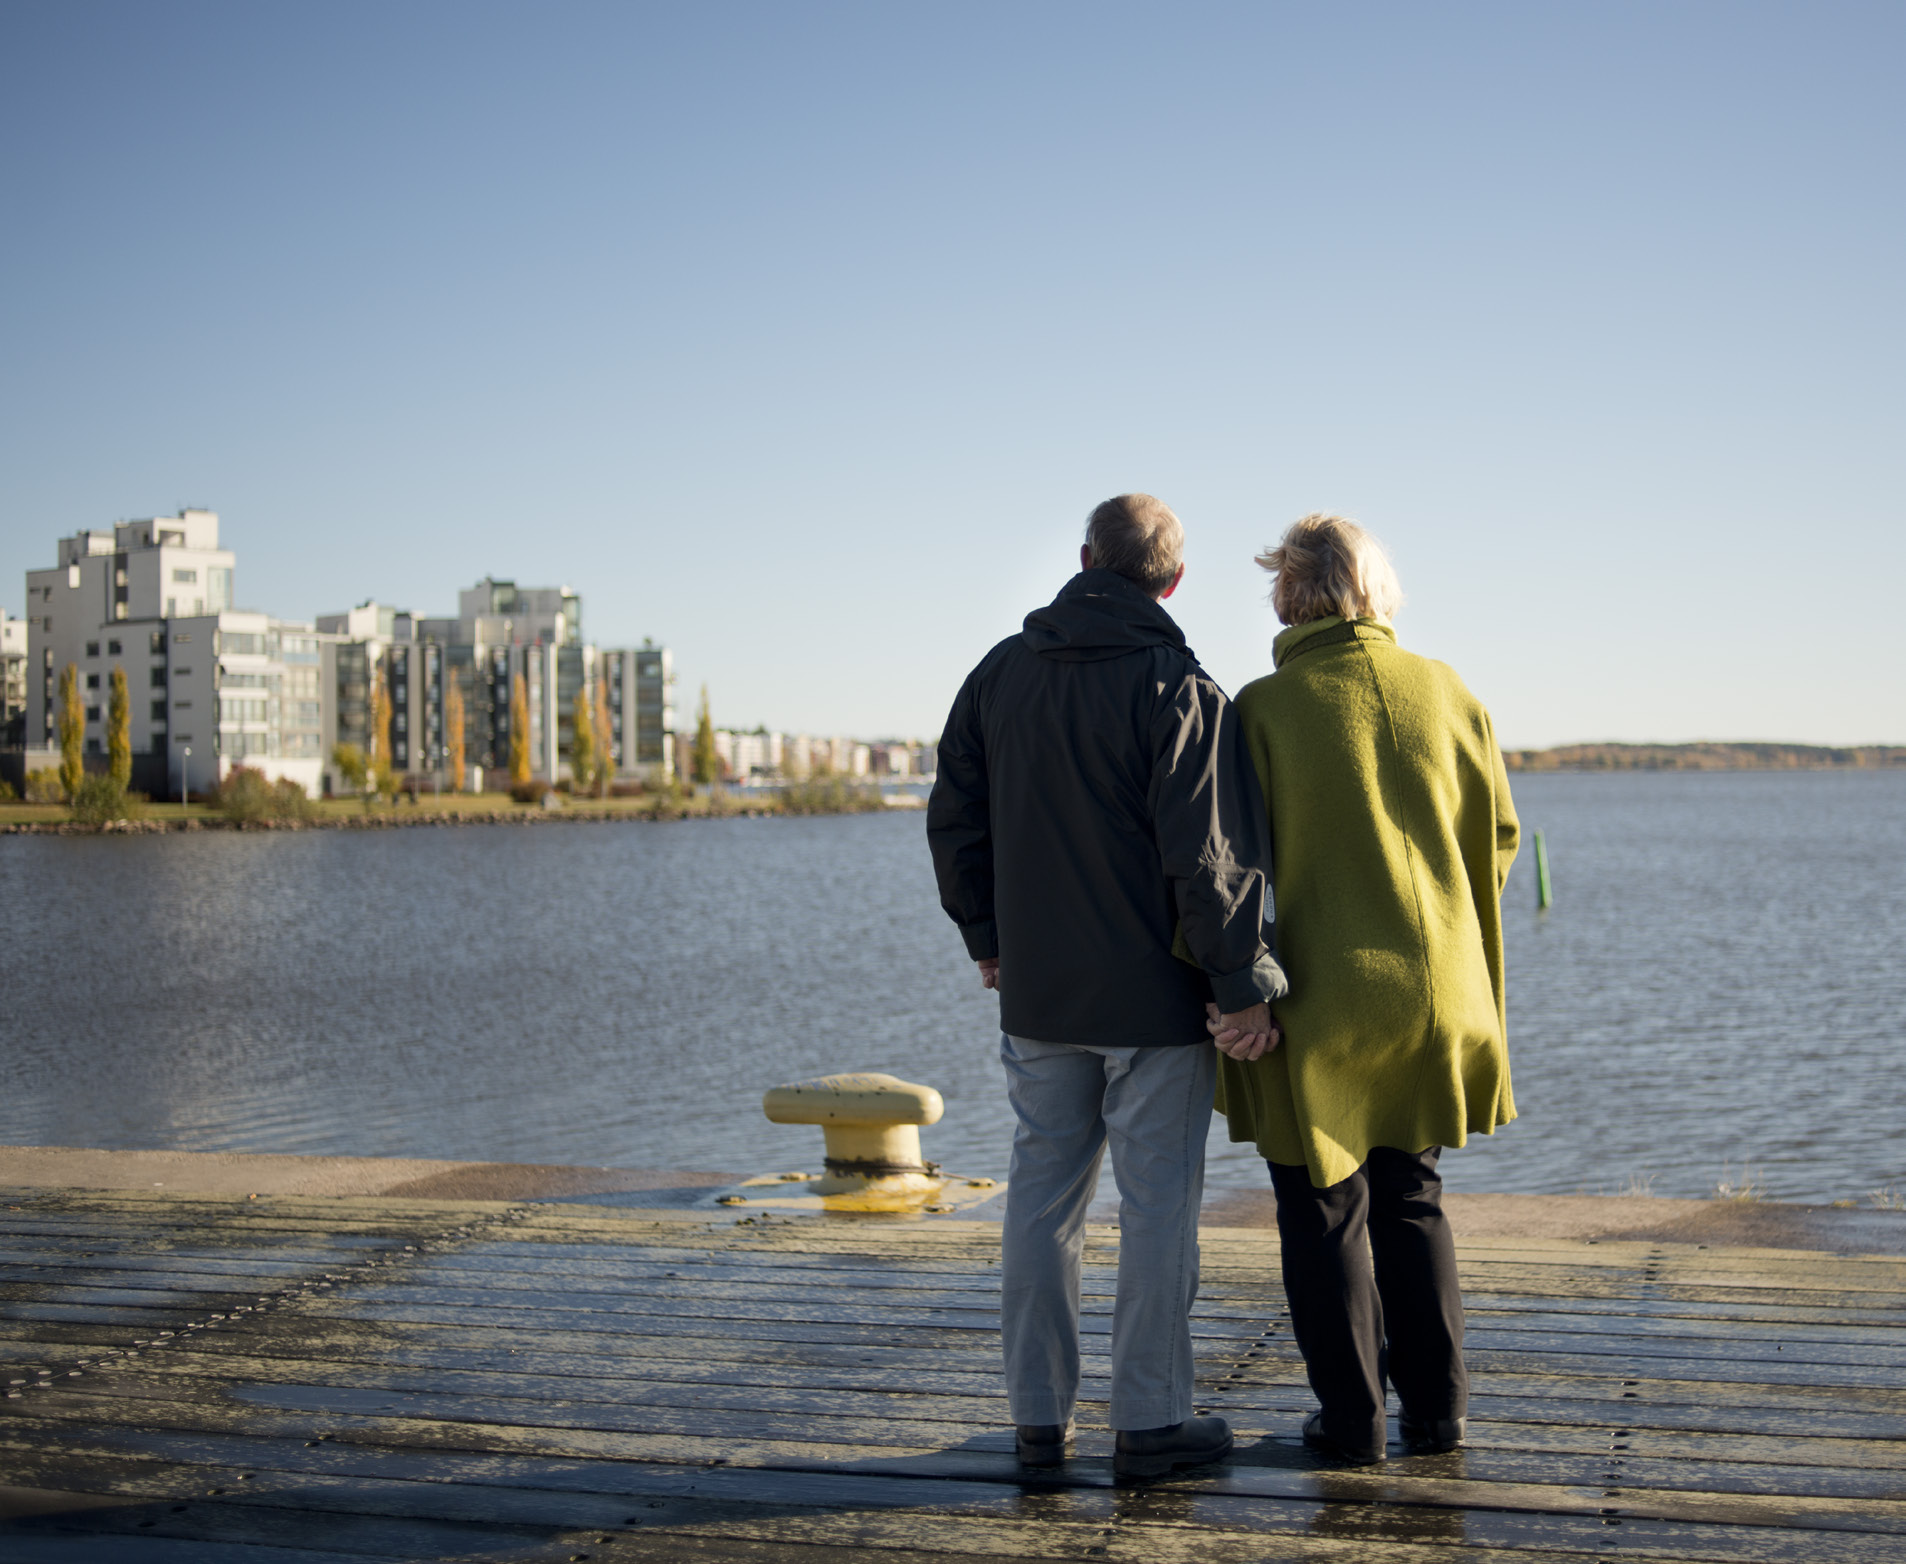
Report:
1150,666,1288,1013
1486,712,1520,894
926,665,998,961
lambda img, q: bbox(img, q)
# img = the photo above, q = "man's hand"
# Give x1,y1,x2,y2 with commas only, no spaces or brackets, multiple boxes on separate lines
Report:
976,959,1000,991
1206,1001,1280,1061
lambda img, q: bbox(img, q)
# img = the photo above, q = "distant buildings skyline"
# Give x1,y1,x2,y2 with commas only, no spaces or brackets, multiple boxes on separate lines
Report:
5,508,933,798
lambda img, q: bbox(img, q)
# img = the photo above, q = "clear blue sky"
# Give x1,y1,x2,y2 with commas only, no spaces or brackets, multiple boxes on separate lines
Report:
3,2,1900,746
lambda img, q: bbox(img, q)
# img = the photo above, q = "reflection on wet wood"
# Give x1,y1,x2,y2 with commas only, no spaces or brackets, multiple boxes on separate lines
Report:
2,1190,1903,1561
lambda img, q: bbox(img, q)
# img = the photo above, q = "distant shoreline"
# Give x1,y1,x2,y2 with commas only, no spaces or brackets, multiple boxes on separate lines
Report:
1505,742,1905,772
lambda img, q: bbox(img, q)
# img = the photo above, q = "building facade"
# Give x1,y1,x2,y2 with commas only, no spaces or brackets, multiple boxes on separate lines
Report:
20,515,678,800
1,609,25,744
316,586,675,793
20,511,325,796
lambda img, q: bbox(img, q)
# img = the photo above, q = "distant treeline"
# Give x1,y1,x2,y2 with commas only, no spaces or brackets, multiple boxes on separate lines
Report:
1505,743,1906,772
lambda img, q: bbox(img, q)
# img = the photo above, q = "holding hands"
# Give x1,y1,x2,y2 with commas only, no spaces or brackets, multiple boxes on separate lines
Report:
1207,1001,1280,1061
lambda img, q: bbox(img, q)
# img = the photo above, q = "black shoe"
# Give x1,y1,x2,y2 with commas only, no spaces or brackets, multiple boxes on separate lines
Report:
1015,1421,1073,1467
1399,1413,1466,1453
1302,1410,1385,1465
1112,1416,1233,1481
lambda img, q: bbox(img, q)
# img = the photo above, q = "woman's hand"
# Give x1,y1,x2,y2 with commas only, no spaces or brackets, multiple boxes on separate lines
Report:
1207,1001,1281,1061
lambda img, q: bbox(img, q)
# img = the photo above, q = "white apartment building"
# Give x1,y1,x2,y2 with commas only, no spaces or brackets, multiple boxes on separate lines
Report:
1,609,25,730
714,729,783,780
20,510,324,796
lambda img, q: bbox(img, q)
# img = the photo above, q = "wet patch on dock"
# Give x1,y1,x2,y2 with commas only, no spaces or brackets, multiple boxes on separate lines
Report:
1,1187,1903,1561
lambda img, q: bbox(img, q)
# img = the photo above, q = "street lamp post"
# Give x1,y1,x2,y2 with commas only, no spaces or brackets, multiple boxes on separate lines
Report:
180,744,191,810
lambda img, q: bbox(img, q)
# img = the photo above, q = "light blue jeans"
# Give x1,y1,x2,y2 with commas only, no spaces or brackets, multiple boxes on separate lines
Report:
999,1032,1214,1431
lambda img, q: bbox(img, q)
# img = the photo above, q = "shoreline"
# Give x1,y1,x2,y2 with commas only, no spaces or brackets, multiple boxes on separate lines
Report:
6,1142,1903,1253
0,799,917,834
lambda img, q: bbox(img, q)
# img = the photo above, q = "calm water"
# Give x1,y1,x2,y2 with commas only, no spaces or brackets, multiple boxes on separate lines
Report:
3,771,1902,1202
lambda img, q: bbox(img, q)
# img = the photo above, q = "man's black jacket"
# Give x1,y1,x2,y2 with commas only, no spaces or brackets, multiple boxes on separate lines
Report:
927,569,1287,1047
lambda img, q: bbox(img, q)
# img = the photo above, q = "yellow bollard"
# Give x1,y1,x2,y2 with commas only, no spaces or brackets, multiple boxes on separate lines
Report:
762,1073,944,1197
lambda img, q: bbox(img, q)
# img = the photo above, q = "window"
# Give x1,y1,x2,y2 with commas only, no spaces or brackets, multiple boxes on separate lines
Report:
174,632,191,644
175,667,192,678
150,667,166,687
166,598,177,618
174,700,191,710
86,641,99,657
85,704,100,722
85,673,99,690
107,639,121,655
151,701,167,722
149,631,164,654
172,568,198,584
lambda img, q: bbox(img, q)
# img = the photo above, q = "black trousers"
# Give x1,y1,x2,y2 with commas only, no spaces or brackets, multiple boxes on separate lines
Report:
1268,1146,1467,1450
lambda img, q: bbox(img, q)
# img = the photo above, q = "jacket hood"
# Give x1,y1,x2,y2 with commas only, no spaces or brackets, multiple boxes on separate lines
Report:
1022,569,1193,663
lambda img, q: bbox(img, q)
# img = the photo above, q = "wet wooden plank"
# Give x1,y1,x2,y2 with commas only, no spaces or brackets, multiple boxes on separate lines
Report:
7,1190,1906,1564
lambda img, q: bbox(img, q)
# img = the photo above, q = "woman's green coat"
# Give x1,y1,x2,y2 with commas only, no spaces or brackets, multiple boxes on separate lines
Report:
1216,617,1520,1188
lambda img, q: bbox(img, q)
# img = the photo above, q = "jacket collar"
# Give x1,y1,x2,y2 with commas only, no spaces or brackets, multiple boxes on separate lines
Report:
1272,615,1396,669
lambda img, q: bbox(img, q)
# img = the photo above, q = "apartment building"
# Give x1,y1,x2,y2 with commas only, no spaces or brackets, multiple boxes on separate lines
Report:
1,610,25,741
19,511,324,796
317,584,675,792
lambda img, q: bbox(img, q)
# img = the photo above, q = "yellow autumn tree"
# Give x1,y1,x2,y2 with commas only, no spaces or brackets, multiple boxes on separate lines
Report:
593,675,614,796
510,672,531,789
108,666,132,789
370,675,394,802
444,676,466,793
570,686,594,795
57,664,84,800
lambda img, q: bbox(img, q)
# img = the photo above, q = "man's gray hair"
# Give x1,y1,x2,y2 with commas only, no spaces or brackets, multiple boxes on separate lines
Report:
1084,493,1185,597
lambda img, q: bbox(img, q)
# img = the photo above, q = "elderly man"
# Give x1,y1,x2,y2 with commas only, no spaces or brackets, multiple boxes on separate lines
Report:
928,493,1286,1480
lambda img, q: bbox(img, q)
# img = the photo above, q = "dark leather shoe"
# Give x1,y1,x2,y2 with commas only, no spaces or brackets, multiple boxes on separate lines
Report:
1113,1416,1233,1481
1399,1413,1466,1453
1015,1421,1073,1466
1303,1410,1385,1465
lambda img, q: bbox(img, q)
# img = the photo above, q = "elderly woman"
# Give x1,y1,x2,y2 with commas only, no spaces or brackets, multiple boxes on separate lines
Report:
1213,513,1519,1466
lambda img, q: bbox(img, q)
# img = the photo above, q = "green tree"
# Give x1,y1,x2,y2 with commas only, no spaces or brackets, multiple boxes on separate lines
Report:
331,742,369,795
107,666,132,789
570,686,595,794
57,663,83,801
509,672,532,788
691,684,718,786
444,676,466,792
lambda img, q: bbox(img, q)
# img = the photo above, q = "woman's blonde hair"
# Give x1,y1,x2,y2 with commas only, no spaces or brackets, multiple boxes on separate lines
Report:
1256,513,1403,626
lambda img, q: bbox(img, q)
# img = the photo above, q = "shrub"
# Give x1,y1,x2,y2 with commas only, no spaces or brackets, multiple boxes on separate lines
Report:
24,771,65,803
0,779,15,802
71,774,143,827
217,766,315,823
777,776,885,815
509,780,543,805
269,777,316,821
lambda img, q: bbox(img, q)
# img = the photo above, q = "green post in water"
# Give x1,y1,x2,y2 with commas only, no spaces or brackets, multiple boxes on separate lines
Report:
1534,830,1553,910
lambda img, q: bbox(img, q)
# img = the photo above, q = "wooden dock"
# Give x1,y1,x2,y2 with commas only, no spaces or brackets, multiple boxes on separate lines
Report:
2,1186,1903,1562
